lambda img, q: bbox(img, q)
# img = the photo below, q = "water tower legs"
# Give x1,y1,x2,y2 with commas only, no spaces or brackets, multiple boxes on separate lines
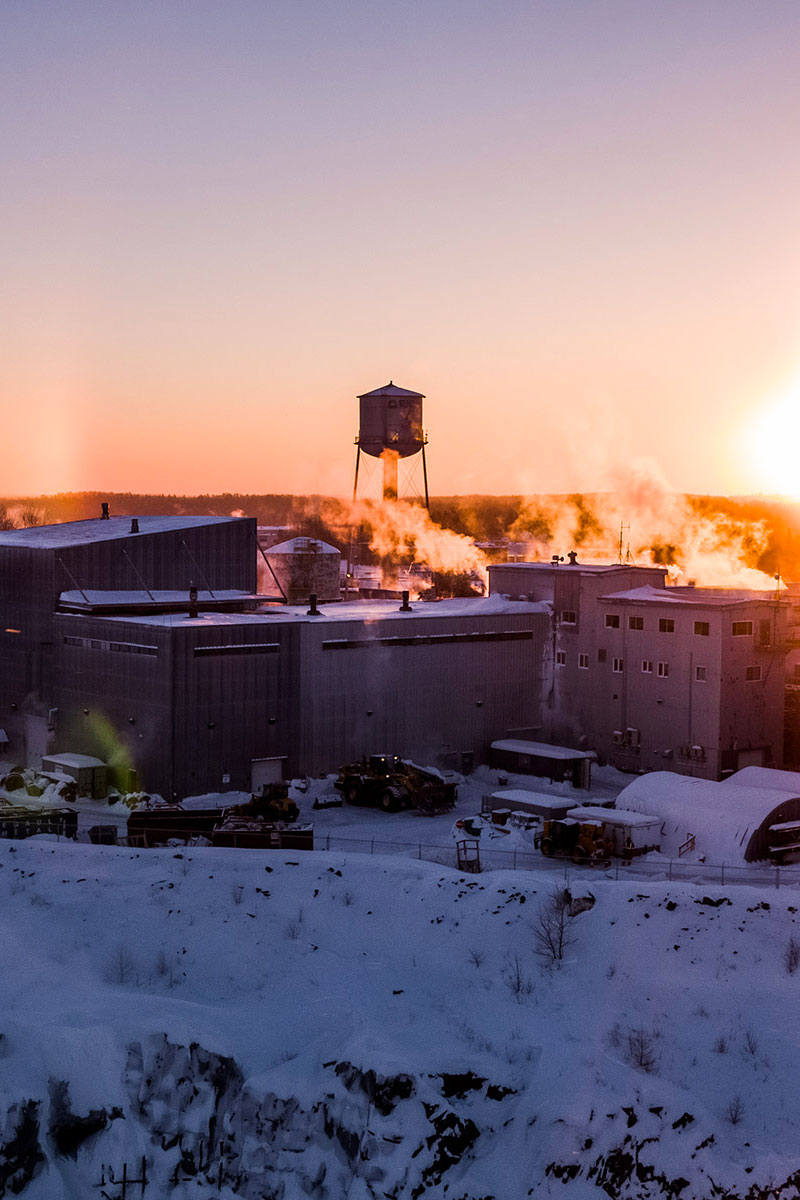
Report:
382,450,399,501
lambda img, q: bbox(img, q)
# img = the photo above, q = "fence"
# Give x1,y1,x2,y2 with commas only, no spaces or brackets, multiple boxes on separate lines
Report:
317,832,800,890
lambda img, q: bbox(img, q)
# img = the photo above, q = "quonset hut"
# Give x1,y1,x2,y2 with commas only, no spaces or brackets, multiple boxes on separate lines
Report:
617,769,800,862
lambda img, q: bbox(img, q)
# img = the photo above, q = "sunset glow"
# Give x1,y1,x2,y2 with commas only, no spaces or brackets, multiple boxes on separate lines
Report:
746,379,800,499
2,2,800,498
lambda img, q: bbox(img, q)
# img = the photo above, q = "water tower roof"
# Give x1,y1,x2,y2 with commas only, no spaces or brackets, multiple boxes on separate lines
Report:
357,381,425,400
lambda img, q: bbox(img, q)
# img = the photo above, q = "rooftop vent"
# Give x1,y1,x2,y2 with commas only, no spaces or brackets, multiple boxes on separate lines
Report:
130,518,139,534
188,584,198,620
307,593,321,616
567,550,578,565
399,590,412,612
100,502,109,520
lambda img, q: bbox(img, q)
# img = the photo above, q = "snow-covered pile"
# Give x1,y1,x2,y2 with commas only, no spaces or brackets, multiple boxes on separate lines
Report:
1,838,800,1197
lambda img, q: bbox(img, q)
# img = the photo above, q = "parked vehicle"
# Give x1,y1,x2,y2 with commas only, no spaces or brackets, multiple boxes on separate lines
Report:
127,783,300,847
335,755,457,814
539,818,613,864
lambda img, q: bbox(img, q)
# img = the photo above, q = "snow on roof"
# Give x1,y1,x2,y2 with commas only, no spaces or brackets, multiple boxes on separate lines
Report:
616,771,800,861
76,595,549,628
566,805,661,828
491,739,597,761
58,589,265,611
490,789,573,810
42,753,105,769
267,538,340,555
491,562,662,575
602,585,781,607
0,515,243,549
726,766,800,793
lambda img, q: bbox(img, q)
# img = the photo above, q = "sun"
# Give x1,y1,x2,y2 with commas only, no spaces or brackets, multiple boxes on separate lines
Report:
745,381,800,499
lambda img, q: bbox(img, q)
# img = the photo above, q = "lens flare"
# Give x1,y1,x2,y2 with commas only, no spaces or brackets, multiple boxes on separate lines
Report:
746,381,800,499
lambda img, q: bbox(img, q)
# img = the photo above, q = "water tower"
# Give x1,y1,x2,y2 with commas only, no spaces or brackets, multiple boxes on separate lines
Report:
353,381,429,508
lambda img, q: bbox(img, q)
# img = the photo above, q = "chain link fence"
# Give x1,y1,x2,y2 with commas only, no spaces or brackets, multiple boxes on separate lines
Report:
318,832,798,890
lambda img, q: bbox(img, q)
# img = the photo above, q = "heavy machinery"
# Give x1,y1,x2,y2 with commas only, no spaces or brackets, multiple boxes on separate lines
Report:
127,783,300,847
539,817,613,865
335,755,457,814
0,802,78,841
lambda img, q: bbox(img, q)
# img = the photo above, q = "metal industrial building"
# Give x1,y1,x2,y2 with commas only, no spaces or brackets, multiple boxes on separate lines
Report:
489,559,789,779
0,511,548,797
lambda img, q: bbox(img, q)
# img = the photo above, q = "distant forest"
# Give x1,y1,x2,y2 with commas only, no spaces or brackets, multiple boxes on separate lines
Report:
3,490,800,581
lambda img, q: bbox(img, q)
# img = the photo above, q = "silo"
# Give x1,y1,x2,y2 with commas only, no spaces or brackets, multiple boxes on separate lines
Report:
265,538,341,605
354,382,428,505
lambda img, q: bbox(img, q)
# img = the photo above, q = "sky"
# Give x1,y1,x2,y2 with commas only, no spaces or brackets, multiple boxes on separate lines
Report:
3,0,800,499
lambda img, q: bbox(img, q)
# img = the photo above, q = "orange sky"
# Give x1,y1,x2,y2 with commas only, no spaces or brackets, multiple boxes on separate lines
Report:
2,2,800,498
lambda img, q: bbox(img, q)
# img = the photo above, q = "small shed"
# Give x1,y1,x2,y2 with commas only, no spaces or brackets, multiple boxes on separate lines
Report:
41,754,107,799
483,789,576,820
490,740,596,788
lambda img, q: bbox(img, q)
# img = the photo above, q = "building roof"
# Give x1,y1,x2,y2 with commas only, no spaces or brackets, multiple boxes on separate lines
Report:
0,515,245,550
267,537,340,556
357,381,425,399
601,584,784,608
490,562,666,577
57,594,549,629
491,739,597,761
57,589,272,614
617,771,800,861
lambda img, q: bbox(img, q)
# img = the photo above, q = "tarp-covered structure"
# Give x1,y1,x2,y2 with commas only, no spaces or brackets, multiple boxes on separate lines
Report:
617,768,800,862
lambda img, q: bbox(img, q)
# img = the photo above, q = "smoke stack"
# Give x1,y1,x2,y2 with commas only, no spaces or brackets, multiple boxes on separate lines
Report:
307,592,321,616
188,584,198,619
567,550,578,565
100,502,109,520
130,518,139,534
399,590,412,612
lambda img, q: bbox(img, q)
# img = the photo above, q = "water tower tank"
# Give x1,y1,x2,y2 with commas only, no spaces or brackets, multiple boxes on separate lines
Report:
357,382,425,459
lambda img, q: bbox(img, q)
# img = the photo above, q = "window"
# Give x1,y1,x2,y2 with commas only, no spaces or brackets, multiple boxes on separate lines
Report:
578,653,589,669
759,620,772,647
628,615,644,631
605,614,620,628
560,610,577,625
732,621,753,637
694,621,709,636
745,665,761,681
658,618,675,633
657,661,670,677
598,648,607,663
556,650,566,666
641,660,653,673
612,657,624,673
695,665,707,681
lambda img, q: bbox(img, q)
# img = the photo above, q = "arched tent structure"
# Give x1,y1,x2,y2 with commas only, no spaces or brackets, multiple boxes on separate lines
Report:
617,772,800,862
725,766,800,794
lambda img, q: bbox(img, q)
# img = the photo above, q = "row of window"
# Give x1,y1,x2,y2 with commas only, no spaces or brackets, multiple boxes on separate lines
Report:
562,612,760,639
555,650,762,682
62,635,159,656
322,629,535,650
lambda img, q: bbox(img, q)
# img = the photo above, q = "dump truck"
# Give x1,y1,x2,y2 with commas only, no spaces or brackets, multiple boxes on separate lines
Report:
335,755,457,814
127,782,300,847
0,803,78,842
538,817,613,864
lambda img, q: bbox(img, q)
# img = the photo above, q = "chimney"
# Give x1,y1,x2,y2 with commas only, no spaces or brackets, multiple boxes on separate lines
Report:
399,590,412,612
307,593,321,616
130,518,139,534
567,550,578,565
100,502,109,520
188,584,198,619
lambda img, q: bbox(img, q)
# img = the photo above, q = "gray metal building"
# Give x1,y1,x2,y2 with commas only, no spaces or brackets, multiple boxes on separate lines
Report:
0,511,548,797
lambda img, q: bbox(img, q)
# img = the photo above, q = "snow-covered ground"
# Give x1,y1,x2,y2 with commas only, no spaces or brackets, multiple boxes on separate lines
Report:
2,833,800,1197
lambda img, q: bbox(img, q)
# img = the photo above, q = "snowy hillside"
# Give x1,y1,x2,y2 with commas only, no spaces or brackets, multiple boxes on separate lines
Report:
2,838,800,1198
